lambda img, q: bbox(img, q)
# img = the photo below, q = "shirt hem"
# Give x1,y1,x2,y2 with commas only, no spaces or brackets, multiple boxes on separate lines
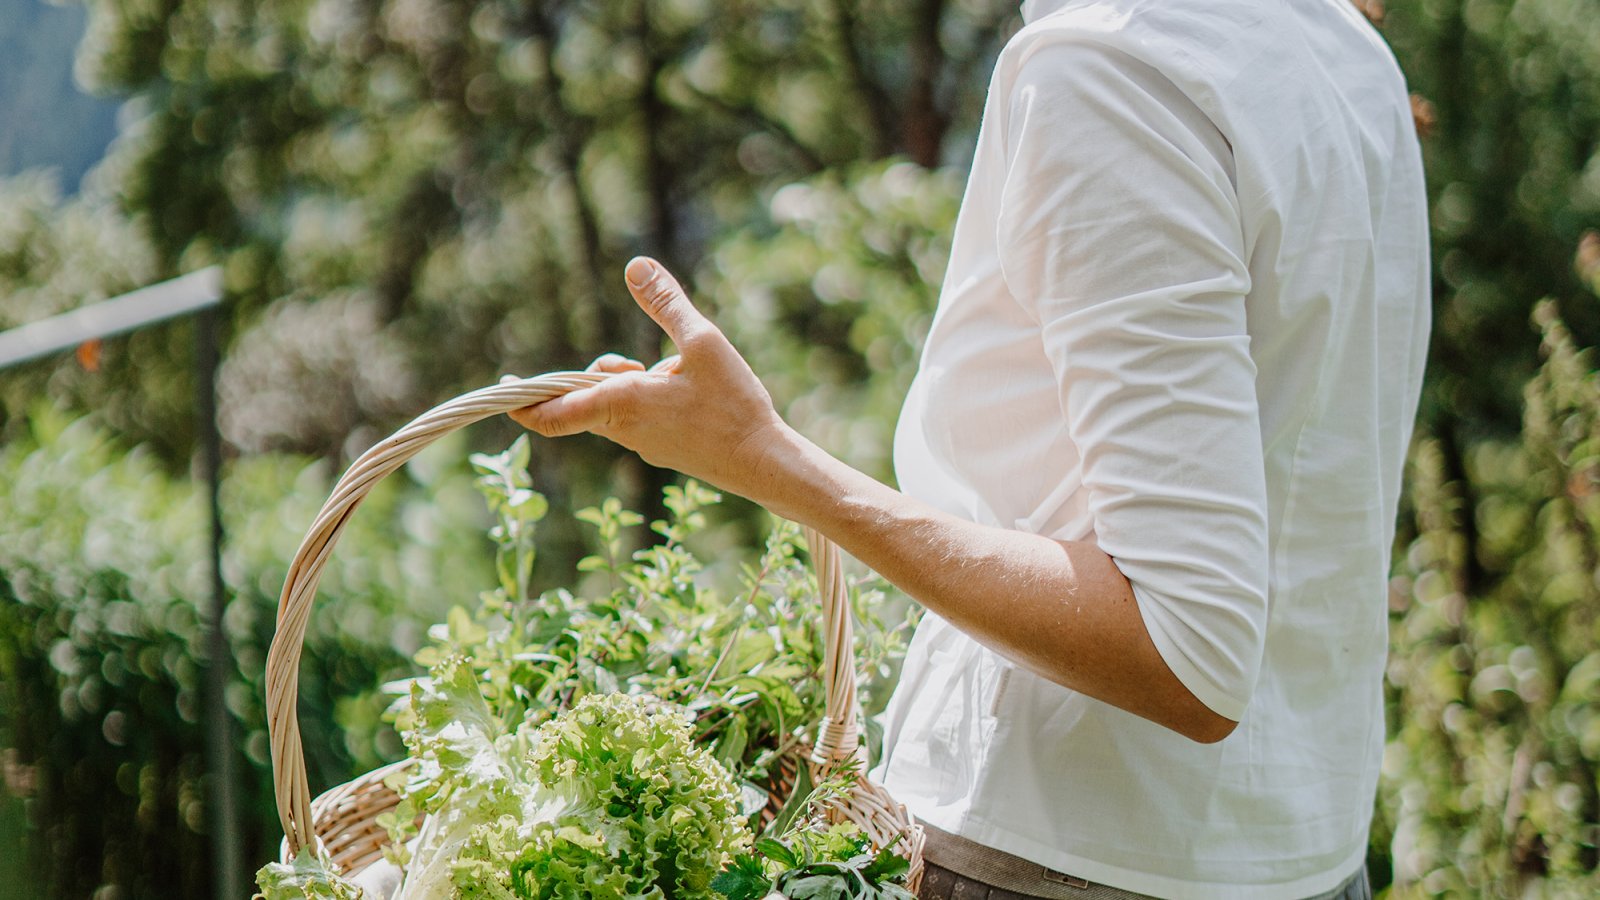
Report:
915,807,1368,900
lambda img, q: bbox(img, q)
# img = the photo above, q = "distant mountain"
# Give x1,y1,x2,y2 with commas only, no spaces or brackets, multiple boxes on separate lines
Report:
0,0,120,191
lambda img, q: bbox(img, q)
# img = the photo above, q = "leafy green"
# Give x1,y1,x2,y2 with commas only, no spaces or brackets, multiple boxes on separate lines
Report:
385,673,751,898
714,825,913,900
772,843,913,900
365,450,919,896
393,462,917,809
710,853,775,900
504,692,751,900
387,655,558,900
253,850,366,900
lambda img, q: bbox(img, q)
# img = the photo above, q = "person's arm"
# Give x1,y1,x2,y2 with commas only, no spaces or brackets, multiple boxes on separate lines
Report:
513,37,1271,744
990,35,1273,729
511,256,1235,744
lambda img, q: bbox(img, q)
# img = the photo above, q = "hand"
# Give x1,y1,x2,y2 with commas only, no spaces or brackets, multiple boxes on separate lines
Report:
508,257,792,501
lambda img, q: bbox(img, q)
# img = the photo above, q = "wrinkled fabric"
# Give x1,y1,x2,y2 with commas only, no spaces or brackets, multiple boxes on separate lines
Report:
874,1,1428,898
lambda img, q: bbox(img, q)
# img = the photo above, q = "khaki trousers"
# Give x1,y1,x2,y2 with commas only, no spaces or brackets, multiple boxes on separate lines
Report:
915,820,1372,900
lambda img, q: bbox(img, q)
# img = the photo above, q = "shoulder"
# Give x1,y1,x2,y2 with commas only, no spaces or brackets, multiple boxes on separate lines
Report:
988,0,1251,157
998,0,1268,84
989,1,1245,169
994,0,1412,162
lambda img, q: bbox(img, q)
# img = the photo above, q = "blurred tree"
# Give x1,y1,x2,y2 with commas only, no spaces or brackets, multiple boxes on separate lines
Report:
0,172,184,456
1380,0,1600,579
41,0,1019,475
701,159,959,483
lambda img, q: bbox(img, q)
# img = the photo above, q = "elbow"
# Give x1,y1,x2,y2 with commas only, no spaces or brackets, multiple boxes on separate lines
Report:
1115,654,1244,744
1174,707,1238,744
1127,582,1262,745
1148,673,1241,743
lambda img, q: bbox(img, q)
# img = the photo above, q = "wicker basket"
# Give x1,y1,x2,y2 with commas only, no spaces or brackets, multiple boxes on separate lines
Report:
264,372,925,893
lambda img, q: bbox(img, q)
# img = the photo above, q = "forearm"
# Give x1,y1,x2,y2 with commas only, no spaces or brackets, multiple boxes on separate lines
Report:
510,256,1238,741
746,422,1237,743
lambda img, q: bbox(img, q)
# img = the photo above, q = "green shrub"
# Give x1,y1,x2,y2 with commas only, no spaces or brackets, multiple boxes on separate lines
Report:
0,410,488,898
1380,294,1600,896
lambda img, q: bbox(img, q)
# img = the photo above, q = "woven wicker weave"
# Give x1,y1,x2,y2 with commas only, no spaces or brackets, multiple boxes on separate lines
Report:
265,372,924,892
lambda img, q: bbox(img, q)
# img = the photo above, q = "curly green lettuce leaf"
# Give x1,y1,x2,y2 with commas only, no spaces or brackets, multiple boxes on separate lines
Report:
399,654,515,808
502,692,752,900
253,849,367,900
391,655,566,900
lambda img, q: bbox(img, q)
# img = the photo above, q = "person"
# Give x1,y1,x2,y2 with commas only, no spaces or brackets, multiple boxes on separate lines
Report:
509,0,1429,896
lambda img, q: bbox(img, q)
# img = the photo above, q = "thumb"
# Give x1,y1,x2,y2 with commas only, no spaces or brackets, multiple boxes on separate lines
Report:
625,257,719,353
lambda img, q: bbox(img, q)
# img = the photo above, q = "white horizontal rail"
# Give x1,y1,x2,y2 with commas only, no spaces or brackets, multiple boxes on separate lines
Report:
0,266,223,369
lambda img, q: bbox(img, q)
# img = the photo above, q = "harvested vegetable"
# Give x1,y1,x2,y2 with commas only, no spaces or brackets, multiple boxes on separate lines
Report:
254,437,917,899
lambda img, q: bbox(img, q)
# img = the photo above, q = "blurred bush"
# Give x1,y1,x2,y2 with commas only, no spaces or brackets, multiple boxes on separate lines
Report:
700,159,958,482
1377,252,1600,896
0,410,490,898
10,0,1018,480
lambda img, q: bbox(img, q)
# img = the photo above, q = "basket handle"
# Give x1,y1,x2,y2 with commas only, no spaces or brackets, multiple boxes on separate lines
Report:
264,373,864,857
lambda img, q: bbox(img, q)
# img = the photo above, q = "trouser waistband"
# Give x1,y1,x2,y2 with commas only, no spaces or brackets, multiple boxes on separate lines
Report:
915,818,1370,900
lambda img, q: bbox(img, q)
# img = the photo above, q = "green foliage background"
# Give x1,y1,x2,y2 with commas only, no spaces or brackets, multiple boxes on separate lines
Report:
0,0,1598,896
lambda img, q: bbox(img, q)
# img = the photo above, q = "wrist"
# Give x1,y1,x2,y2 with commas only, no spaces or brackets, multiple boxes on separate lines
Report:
728,419,803,515
742,422,883,538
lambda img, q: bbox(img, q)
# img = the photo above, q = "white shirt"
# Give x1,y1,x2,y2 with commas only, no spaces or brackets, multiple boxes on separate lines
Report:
871,1,1429,897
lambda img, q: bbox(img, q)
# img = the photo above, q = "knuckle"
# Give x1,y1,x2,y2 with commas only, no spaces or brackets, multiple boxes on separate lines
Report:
524,401,572,437
604,381,639,431
642,282,678,313
638,269,686,309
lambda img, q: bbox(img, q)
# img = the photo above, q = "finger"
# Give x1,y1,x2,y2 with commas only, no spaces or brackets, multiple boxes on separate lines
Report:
509,377,630,438
499,373,520,384
509,392,602,438
586,353,646,374
624,257,719,352
648,354,681,373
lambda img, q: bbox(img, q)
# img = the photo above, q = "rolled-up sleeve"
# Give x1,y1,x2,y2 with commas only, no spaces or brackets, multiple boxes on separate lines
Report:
995,36,1269,720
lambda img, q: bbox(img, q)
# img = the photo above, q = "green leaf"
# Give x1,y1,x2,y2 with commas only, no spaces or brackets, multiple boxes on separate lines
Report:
507,488,548,522
714,716,750,771
447,605,488,646
253,849,365,900
711,854,773,900
738,781,772,819
778,873,849,900
861,846,909,883
755,838,798,869
507,434,531,472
